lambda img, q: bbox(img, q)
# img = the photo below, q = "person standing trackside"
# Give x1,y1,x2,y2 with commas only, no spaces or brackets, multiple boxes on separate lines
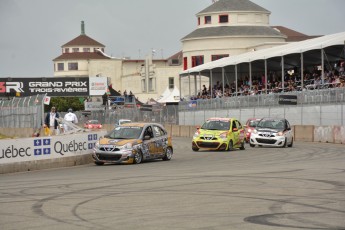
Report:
64,108,78,132
44,106,60,136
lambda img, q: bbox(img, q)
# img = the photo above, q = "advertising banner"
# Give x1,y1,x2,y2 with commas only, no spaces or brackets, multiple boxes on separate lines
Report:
278,95,298,105
0,77,90,97
89,77,108,96
0,131,106,164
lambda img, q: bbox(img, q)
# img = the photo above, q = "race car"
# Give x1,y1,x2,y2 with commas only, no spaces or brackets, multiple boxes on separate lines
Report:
192,117,245,151
249,117,293,148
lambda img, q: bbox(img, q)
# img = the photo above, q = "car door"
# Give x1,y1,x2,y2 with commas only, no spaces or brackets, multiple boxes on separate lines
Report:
285,119,293,143
142,125,156,159
152,125,166,157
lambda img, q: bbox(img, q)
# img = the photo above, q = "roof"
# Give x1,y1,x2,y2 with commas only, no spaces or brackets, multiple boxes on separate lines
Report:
62,34,105,47
180,31,345,75
182,26,286,40
272,26,321,42
198,0,270,14
53,52,110,61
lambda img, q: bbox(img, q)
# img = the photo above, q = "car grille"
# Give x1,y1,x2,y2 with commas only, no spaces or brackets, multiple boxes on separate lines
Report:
200,137,217,141
258,133,275,138
197,141,220,148
99,146,120,152
255,138,277,144
96,154,122,161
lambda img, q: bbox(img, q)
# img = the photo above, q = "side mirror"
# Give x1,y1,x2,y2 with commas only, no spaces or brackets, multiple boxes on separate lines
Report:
233,128,238,132
196,126,200,130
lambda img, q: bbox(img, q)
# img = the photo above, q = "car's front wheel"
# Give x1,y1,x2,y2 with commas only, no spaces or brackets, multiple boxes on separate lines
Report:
133,151,143,164
94,161,104,166
192,142,199,151
287,137,293,147
162,147,173,161
249,143,255,147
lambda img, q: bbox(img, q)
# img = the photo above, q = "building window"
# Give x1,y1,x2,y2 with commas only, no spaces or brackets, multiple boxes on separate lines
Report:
57,63,64,71
191,56,204,67
169,77,174,89
183,57,188,70
64,48,69,53
83,48,90,52
219,15,228,23
72,48,79,53
141,79,146,92
149,78,155,92
205,16,211,24
68,62,78,70
198,17,200,25
211,54,229,61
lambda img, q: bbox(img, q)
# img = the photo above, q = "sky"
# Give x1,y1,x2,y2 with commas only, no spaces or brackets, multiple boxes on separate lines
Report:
1,0,345,77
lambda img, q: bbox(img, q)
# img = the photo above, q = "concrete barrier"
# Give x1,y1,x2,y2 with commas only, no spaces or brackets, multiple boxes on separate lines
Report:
294,125,314,142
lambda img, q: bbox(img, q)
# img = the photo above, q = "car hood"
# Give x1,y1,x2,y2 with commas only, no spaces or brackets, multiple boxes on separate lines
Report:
256,128,282,133
199,129,228,136
99,138,142,146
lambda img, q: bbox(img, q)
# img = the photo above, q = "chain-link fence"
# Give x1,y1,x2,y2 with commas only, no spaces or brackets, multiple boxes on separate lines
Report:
0,94,45,129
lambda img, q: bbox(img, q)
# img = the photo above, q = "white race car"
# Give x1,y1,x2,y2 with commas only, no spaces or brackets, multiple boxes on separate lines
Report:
249,118,293,148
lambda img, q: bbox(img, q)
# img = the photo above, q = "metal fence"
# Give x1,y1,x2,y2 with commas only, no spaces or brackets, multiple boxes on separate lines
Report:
178,87,345,111
0,94,45,129
1,88,344,129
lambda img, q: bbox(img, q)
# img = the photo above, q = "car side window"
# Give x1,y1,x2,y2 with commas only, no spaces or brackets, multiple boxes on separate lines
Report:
232,121,237,129
153,125,165,137
236,121,243,129
144,126,154,138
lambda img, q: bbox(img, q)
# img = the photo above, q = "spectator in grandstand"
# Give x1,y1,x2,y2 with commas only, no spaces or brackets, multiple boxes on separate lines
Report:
44,106,60,136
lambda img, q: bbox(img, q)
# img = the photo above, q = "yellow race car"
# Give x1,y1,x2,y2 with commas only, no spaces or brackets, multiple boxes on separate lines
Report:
192,117,246,151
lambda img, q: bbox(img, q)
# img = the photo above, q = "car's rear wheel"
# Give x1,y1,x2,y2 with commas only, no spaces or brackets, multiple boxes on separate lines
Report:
162,147,173,161
239,140,245,150
287,137,293,147
133,151,143,164
227,140,233,151
94,161,104,166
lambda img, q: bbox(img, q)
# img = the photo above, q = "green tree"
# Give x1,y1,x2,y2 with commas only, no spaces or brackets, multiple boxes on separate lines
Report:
45,97,85,112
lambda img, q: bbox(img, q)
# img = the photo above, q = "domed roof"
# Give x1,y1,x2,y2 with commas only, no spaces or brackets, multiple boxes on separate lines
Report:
197,0,270,14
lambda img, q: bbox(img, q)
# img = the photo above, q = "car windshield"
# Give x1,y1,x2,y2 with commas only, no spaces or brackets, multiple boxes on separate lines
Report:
201,120,230,130
248,120,259,127
257,119,285,130
106,127,143,139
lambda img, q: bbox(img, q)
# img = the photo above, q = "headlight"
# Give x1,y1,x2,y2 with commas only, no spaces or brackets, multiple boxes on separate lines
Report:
252,129,258,134
219,132,228,139
277,132,283,136
123,143,133,149
247,128,252,133
94,141,100,148
193,131,200,138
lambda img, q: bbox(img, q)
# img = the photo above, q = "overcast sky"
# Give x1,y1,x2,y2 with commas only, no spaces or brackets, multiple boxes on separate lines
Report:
1,0,344,77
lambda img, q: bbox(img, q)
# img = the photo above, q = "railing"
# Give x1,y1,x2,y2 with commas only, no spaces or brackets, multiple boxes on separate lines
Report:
0,94,45,129
179,87,345,111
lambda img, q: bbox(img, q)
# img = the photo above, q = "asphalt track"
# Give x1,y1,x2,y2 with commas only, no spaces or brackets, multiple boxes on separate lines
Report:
1,138,345,230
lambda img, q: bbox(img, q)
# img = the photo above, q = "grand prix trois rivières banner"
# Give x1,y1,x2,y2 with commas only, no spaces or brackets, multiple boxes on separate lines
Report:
0,77,90,97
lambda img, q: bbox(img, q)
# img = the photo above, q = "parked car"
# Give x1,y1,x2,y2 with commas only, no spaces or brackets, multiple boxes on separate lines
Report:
244,118,261,143
249,117,293,148
84,120,102,129
192,117,246,151
114,119,132,128
92,122,173,165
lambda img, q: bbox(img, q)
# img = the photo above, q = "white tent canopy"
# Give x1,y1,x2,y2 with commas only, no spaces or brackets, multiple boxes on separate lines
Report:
157,86,180,103
180,31,345,75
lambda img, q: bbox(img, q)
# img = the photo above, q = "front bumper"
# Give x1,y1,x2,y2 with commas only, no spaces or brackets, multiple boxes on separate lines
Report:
92,149,135,164
250,134,285,147
192,138,228,151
